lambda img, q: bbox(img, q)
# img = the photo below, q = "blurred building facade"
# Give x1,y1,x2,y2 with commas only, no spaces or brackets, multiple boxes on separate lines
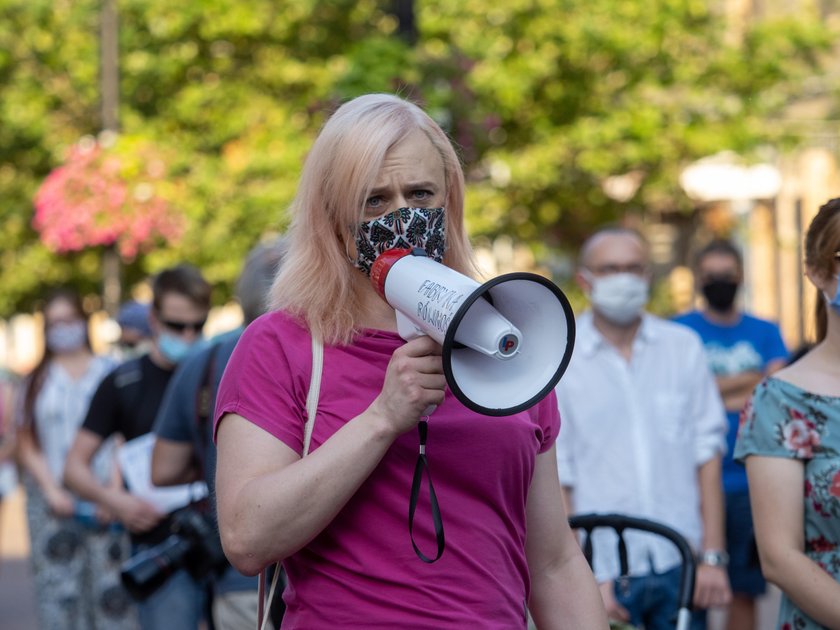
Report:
643,0,840,352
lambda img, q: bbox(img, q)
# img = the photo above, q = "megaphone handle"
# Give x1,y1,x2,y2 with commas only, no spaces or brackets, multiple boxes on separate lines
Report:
408,420,446,563
395,310,424,341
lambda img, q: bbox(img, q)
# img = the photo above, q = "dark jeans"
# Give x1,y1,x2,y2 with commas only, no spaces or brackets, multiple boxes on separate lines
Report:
725,490,766,596
614,566,707,630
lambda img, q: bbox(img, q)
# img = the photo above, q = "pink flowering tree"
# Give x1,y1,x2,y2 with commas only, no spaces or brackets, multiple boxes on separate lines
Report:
33,135,184,260
33,135,185,312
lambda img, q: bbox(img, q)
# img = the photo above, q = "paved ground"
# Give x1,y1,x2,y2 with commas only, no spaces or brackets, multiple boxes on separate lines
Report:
0,486,37,630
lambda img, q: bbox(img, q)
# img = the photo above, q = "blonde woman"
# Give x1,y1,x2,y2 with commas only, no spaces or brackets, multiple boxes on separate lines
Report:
214,94,607,629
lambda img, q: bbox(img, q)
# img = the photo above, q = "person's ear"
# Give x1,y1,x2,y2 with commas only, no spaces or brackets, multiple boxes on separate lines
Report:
804,265,831,292
576,269,592,294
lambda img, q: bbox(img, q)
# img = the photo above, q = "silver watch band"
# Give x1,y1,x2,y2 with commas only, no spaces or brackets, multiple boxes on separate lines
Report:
698,549,729,567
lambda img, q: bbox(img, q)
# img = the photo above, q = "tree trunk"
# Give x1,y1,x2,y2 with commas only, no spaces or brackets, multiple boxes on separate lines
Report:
102,245,121,316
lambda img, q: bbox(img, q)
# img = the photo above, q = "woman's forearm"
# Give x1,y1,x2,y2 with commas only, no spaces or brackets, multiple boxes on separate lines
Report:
529,552,608,630
763,549,840,627
18,431,61,495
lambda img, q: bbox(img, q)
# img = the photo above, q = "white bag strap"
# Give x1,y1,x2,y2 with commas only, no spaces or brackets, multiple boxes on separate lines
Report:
303,333,324,457
258,332,324,630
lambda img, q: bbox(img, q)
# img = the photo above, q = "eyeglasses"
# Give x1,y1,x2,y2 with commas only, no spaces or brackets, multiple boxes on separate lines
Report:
160,319,206,334
587,263,648,276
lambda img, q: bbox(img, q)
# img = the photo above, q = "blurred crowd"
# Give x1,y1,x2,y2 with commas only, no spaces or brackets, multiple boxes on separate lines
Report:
0,240,287,630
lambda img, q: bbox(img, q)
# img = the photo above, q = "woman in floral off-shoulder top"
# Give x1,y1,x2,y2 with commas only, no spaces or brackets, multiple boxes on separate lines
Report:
735,197,840,629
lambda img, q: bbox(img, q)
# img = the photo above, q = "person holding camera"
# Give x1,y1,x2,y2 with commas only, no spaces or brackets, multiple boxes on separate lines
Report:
151,241,286,629
213,94,607,629
64,265,211,630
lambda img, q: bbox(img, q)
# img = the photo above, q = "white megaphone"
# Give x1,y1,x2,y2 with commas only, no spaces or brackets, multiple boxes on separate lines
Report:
371,248,575,416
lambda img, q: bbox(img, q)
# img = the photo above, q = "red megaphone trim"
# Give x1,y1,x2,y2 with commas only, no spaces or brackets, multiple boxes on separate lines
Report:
370,247,414,299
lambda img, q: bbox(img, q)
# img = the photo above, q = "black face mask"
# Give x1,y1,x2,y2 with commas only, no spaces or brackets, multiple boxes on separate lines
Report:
702,279,739,312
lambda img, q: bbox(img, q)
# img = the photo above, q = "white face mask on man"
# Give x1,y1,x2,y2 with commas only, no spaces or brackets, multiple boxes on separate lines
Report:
584,271,649,325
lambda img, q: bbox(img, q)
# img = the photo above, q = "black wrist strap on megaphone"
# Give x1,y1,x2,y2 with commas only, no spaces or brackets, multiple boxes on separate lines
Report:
408,420,445,563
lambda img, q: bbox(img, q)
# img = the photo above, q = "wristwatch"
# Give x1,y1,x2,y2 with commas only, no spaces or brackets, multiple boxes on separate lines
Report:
698,549,729,567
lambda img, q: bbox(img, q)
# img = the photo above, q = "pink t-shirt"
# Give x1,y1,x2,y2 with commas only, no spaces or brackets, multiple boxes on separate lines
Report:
215,310,560,629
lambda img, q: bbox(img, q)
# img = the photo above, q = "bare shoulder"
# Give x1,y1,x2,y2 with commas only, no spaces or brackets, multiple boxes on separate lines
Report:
772,362,807,385
771,348,840,397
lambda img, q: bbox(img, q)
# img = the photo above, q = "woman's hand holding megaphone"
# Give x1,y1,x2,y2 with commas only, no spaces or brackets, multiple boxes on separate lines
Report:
369,336,446,435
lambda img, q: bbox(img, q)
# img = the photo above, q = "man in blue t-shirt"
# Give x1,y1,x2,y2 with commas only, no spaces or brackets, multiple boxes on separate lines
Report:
674,239,788,630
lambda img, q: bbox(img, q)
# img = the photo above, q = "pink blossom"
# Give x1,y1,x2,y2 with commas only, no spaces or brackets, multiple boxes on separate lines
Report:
807,534,836,552
33,138,184,261
739,397,754,430
782,418,820,458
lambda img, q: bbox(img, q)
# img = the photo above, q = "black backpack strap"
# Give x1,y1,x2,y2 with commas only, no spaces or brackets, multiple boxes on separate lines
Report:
193,343,221,478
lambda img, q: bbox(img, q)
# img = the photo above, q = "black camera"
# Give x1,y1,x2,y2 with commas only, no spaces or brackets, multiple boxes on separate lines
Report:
120,506,228,600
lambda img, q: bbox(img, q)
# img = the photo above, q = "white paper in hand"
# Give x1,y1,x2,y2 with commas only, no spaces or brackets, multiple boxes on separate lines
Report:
117,433,208,514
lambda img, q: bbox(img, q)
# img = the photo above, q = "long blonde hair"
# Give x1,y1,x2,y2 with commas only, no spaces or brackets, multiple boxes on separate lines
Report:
270,94,476,344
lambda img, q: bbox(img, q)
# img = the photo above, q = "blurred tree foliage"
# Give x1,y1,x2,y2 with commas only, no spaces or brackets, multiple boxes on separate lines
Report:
0,0,833,315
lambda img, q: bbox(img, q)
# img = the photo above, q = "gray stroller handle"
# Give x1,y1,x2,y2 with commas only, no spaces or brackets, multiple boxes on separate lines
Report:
569,513,697,630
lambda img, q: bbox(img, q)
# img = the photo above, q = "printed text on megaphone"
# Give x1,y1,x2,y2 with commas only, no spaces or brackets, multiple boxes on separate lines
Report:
416,279,466,335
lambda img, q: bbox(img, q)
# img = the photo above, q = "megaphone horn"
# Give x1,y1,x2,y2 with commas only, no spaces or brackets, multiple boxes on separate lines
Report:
371,247,576,417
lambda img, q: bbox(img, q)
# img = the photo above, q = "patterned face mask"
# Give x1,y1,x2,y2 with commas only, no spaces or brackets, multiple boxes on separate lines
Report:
353,206,446,276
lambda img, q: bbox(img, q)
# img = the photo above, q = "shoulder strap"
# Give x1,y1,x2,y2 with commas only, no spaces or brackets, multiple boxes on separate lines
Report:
194,343,221,477
258,331,323,630
303,333,324,457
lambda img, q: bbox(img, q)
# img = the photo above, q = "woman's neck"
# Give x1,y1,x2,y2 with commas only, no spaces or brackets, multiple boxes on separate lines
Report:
53,347,91,362
812,321,840,374
821,316,840,355
354,273,398,332
359,294,398,332
52,348,94,379
777,320,840,396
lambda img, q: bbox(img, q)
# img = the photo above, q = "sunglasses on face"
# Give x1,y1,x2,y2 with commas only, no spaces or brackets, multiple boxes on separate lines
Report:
160,319,206,334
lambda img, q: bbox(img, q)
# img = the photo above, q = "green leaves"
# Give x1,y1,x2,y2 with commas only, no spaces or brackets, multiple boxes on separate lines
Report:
416,0,833,246
0,0,835,315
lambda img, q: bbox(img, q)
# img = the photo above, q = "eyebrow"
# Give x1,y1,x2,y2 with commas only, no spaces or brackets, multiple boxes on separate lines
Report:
368,181,440,196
